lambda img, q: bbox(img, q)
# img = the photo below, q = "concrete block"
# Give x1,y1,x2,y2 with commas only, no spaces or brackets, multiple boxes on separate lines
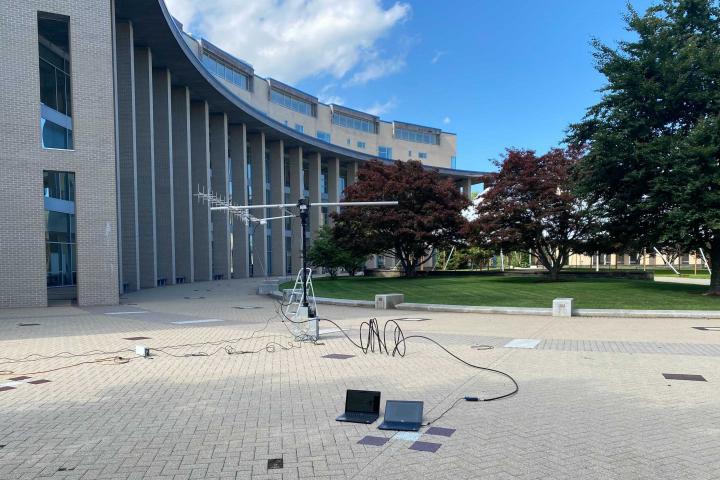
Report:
553,298,574,317
258,281,280,295
375,293,405,310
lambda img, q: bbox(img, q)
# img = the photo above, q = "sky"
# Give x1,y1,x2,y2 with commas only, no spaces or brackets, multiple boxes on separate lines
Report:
166,0,657,173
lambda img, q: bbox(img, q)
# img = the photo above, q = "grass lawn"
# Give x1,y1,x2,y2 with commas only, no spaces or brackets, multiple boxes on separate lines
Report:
653,269,711,279
283,275,720,310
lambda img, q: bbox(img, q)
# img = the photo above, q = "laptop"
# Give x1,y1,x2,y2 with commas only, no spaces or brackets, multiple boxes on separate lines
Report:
336,390,381,424
378,400,424,431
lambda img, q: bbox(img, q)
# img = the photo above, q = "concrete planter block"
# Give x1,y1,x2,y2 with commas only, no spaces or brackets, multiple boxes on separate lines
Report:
258,282,280,295
553,298,574,317
375,294,405,310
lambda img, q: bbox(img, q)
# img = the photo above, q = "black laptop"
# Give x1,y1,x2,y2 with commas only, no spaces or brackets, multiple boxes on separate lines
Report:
378,400,424,431
336,390,381,424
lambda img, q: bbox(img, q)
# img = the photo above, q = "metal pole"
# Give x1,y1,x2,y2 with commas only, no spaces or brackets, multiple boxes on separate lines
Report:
653,247,680,275
298,198,309,309
699,248,712,274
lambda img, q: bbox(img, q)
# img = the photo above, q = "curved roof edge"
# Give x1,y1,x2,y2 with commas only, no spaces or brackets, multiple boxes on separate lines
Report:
117,0,486,180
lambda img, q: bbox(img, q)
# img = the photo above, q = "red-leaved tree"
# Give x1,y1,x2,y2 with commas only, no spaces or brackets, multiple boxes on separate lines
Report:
332,160,469,276
469,148,593,280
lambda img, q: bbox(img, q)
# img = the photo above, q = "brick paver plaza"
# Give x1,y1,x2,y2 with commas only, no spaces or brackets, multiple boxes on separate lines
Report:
1,278,719,479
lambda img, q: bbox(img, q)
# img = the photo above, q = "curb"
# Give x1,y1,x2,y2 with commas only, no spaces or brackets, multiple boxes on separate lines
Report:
396,302,551,316
267,291,720,318
269,291,375,308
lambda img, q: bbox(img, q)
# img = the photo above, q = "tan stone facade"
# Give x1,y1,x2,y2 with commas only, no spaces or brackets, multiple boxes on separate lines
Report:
0,0,119,307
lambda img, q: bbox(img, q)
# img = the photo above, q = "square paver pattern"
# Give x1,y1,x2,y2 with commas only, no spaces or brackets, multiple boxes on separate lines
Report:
0,278,719,479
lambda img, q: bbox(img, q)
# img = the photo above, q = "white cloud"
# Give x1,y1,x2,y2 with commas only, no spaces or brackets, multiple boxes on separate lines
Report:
443,116,451,124
431,50,446,64
166,0,411,84
364,97,398,117
320,95,345,105
346,55,406,86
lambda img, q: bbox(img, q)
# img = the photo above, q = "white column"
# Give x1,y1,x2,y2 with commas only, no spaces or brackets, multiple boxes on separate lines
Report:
171,86,193,284
248,132,267,277
327,157,340,216
288,147,304,274
152,68,175,286
230,124,249,278
115,21,139,292
190,101,211,282
269,140,286,276
210,113,231,280
308,153,322,235
134,47,157,289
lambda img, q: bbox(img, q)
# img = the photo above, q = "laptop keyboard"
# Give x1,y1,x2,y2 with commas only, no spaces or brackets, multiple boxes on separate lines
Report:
345,413,373,420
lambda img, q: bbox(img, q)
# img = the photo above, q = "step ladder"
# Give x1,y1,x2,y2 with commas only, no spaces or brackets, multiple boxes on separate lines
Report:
284,268,318,338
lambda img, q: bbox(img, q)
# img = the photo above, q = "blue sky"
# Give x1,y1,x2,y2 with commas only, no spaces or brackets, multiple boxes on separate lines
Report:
169,0,656,173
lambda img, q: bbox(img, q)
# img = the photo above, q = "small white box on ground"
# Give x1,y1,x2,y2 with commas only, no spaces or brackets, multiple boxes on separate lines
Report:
375,294,405,310
135,345,150,357
553,298,574,317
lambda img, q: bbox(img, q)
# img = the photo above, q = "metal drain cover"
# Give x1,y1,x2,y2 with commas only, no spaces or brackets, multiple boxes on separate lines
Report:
267,458,283,470
663,373,707,382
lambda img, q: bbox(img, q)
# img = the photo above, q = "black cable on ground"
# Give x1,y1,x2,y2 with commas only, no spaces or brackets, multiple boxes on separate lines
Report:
276,297,519,422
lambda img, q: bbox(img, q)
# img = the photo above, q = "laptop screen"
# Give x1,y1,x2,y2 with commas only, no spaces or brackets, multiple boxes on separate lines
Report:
384,400,423,423
346,390,381,414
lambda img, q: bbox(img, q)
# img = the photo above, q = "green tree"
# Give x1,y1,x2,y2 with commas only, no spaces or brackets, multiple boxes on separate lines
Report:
307,226,367,278
569,0,720,293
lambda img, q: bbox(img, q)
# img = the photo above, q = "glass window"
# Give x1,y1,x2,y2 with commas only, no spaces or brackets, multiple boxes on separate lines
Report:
44,171,75,200
357,141,366,149
378,146,393,160
38,13,73,149
316,130,331,143
294,123,304,133
270,89,314,116
451,156,457,169
44,171,76,287
394,127,439,145
418,152,427,159
332,112,377,133
201,51,250,91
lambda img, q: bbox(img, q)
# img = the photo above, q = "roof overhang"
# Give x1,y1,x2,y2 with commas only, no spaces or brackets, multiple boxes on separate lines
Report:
115,0,487,181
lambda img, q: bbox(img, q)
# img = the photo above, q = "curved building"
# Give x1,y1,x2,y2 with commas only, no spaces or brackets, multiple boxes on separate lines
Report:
0,0,482,308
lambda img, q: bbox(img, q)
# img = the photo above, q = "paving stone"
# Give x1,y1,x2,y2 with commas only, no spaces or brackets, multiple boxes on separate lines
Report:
0,278,719,479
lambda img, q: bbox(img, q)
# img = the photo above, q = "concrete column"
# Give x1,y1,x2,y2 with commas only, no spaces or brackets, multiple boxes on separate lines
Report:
229,124,249,278
171,86,193,284
209,113,231,280
308,153,322,233
152,68,175,285
134,47,157,289
327,157,340,217
462,177,473,200
248,132,267,277
190,101,212,282
347,160,359,185
288,147,304,274
269,140,286,276
115,21,139,293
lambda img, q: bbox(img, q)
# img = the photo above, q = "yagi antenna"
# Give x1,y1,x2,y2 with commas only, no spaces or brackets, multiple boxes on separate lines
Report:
195,188,399,339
